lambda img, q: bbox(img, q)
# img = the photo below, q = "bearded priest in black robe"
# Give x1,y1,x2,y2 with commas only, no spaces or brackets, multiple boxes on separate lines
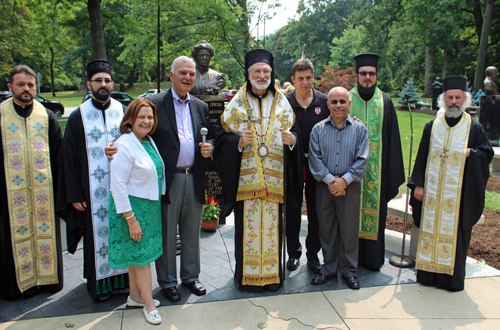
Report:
409,76,493,291
1,65,64,300
349,53,405,270
57,60,129,300
214,49,303,292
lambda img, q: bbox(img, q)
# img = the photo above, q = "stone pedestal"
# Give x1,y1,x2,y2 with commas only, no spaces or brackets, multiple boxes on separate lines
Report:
196,95,226,224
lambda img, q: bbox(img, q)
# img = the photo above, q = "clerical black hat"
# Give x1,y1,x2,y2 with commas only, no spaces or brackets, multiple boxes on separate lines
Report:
353,53,380,70
244,49,276,92
86,59,113,81
443,76,466,91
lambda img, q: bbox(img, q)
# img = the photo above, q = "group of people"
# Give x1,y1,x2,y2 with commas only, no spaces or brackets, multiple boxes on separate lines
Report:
0,47,493,325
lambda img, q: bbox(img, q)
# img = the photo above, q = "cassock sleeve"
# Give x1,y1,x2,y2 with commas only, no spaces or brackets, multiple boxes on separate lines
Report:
56,109,87,253
461,120,493,230
408,119,435,228
383,95,406,201
285,123,303,210
47,109,63,195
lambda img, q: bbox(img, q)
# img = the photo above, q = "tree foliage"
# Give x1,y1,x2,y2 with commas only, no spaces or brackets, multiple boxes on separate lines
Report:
317,64,356,94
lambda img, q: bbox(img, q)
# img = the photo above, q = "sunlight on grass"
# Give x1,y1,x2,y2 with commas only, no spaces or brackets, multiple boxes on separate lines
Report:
485,191,500,210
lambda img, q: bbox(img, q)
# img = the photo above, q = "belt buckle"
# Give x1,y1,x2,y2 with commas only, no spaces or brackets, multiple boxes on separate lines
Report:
185,168,191,175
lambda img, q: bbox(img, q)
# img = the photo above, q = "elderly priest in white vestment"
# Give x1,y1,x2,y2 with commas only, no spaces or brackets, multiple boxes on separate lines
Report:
408,76,493,291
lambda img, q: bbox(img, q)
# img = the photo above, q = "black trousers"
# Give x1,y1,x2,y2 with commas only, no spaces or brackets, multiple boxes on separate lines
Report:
286,163,322,262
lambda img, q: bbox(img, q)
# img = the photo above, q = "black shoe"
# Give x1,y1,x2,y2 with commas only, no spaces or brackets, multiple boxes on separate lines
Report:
343,276,360,290
286,258,300,270
162,287,181,301
311,273,336,285
307,260,322,273
182,280,206,296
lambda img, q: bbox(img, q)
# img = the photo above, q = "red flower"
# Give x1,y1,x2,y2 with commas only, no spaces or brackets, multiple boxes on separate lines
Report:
207,197,215,204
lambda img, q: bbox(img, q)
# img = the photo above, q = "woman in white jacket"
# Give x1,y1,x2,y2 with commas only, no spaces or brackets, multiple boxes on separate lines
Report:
109,99,166,325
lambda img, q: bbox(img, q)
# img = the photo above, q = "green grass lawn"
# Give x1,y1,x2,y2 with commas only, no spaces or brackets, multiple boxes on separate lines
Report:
41,82,173,107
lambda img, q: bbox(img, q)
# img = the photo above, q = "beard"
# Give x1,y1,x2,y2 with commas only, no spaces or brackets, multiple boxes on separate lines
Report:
250,78,271,90
357,80,377,96
14,90,34,104
91,86,111,102
445,104,465,118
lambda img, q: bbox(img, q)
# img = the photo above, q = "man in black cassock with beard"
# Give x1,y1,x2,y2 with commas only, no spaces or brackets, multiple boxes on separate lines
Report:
408,76,493,291
57,60,129,300
1,65,63,300
349,53,405,270
214,49,303,292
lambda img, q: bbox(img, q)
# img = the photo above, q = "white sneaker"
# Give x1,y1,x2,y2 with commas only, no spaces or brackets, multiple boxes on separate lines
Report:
127,296,160,308
143,307,161,325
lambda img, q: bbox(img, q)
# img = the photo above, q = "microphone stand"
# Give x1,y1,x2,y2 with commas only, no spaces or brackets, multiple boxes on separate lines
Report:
389,95,415,268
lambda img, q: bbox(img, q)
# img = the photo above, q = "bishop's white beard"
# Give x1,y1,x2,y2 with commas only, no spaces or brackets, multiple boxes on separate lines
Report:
445,105,464,118
250,78,271,90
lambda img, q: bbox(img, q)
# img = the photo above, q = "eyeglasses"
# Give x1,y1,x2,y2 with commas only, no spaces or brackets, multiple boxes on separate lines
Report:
330,99,348,105
90,78,113,84
358,71,377,77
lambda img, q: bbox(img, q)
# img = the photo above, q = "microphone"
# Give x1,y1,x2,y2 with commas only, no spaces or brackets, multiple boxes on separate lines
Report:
201,127,208,144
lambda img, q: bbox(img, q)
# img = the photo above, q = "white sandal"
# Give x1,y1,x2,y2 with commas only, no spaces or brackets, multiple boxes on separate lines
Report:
127,296,160,308
143,307,161,325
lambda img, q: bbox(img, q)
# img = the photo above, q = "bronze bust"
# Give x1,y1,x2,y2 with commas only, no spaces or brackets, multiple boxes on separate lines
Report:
190,40,226,95
484,66,498,95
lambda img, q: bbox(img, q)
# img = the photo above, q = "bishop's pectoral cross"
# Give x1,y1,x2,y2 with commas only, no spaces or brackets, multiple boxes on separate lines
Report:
439,148,449,164
237,108,261,151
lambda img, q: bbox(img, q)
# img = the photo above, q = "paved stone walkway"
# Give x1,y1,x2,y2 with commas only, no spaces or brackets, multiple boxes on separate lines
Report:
0,221,420,323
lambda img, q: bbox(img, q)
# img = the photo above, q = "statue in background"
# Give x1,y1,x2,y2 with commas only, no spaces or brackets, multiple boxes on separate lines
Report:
190,40,226,95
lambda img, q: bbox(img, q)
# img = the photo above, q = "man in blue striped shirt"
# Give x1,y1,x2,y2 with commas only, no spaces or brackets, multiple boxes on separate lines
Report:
308,87,369,289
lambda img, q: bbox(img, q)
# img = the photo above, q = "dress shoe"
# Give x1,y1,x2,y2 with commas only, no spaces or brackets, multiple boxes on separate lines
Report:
182,280,206,296
311,273,336,285
307,260,322,273
343,276,360,290
286,258,300,270
162,287,181,301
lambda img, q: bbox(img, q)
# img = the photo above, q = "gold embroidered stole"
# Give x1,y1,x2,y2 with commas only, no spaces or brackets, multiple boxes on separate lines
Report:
416,113,470,275
221,85,294,286
350,86,384,240
1,98,59,292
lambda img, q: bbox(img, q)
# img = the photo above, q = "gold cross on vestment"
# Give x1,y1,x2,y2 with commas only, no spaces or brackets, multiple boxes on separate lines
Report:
248,230,258,241
276,114,291,130
439,148,449,164
266,230,275,240
238,108,262,150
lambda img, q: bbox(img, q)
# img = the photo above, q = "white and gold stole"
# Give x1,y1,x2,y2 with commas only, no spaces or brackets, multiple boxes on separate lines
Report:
221,85,294,286
1,98,59,292
416,113,471,275
80,99,127,281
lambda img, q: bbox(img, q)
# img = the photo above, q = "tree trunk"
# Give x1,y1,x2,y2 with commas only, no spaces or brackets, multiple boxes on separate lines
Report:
161,63,167,82
128,62,136,88
50,46,56,97
423,47,435,97
88,0,106,59
471,0,483,42
474,0,495,93
442,35,448,79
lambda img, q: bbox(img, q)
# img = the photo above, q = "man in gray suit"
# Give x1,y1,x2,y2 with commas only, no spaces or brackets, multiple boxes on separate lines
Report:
107,56,213,301
148,56,213,301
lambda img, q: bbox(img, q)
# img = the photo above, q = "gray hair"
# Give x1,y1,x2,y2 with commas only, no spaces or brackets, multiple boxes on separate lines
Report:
328,86,350,101
438,91,472,117
171,56,195,72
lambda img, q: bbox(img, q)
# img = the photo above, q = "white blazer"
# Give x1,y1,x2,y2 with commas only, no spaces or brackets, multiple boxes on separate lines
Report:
110,132,166,214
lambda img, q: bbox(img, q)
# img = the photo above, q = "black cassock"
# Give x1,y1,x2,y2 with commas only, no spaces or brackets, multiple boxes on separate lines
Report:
408,114,493,291
0,104,64,300
358,93,405,269
214,119,303,292
56,102,128,300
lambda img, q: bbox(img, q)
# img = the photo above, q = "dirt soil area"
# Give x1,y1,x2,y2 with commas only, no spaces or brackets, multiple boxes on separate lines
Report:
301,175,500,270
